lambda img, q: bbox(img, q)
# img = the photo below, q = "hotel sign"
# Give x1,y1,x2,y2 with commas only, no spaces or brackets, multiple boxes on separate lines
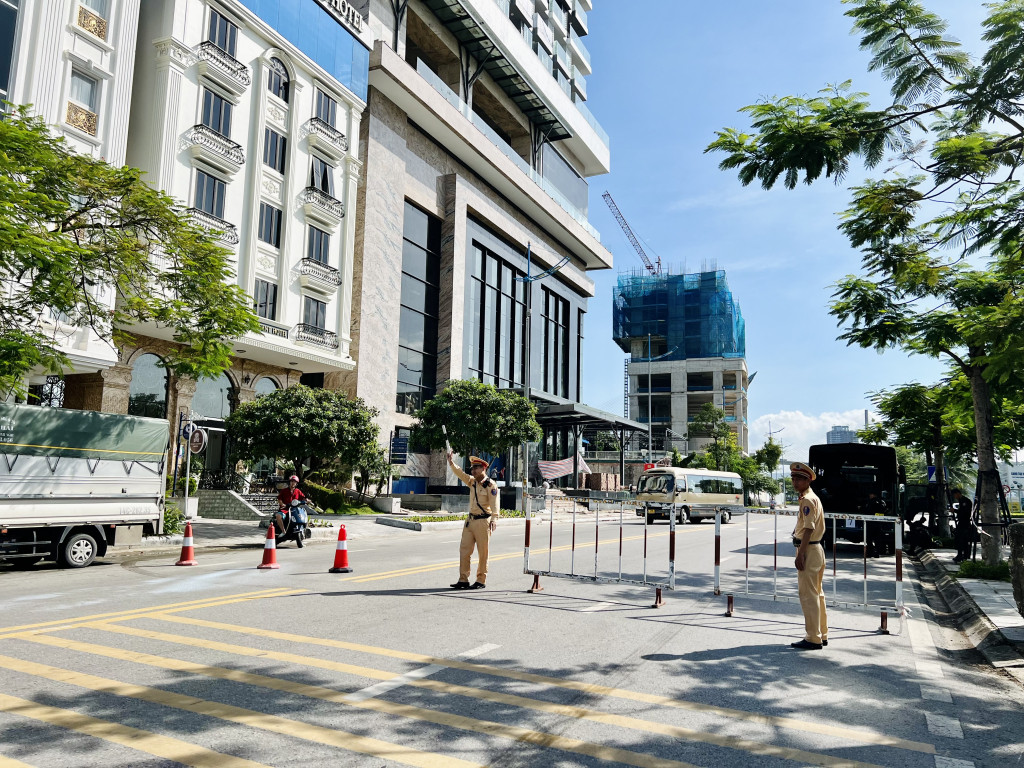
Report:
314,0,363,34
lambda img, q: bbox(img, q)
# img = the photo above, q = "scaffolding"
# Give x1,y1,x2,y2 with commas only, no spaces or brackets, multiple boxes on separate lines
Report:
613,269,745,360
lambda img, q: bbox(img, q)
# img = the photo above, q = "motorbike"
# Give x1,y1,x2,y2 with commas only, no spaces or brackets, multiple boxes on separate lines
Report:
904,511,934,555
275,499,311,548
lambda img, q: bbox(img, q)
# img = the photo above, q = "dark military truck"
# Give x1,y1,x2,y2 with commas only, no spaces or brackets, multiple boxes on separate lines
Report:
0,403,168,568
808,443,905,547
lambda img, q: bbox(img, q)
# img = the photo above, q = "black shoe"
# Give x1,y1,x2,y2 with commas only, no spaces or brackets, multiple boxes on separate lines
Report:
822,639,828,647
450,581,471,590
790,639,823,650
469,582,486,589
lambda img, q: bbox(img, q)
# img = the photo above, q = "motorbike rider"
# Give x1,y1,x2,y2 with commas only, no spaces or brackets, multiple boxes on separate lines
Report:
276,475,306,537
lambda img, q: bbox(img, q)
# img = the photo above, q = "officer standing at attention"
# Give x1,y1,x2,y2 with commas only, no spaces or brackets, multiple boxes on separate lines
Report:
790,462,828,650
448,452,500,590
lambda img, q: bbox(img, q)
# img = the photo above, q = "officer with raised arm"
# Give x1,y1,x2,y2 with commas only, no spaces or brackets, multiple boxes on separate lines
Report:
448,453,500,590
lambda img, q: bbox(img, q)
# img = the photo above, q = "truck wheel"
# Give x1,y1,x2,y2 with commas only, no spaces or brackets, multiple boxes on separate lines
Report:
58,533,98,568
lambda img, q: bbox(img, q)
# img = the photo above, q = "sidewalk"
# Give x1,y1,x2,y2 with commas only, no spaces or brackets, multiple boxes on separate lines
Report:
918,545,1024,684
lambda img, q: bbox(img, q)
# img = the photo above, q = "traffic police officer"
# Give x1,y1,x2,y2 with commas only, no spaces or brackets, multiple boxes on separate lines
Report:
790,461,828,650
448,452,500,590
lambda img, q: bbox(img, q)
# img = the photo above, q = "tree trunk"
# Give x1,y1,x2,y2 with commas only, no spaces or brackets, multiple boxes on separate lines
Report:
967,357,1002,565
933,420,950,538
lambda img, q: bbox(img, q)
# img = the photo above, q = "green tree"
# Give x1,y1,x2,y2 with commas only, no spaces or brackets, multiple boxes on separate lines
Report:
707,0,1024,564
226,386,380,482
353,443,396,498
0,108,259,396
688,403,734,471
590,430,621,452
411,379,541,458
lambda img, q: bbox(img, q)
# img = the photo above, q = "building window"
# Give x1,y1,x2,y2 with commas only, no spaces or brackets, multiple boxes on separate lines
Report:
194,169,226,218
257,202,282,247
193,371,234,420
253,377,278,396
303,296,327,329
542,287,570,398
267,57,289,102
397,201,440,414
207,8,238,57
0,0,19,102
69,70,98,111
127,354,168,419
309,156,335,196
201,89,232,137
315,89,337,126
80,0,107,14
263,127,286,173
253,279,277,320
307,225,330,264
467,244,526,390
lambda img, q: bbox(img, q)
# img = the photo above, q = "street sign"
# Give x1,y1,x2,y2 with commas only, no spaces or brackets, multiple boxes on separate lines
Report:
181,422,195,439
1004,484,1011,494
188,428,208,454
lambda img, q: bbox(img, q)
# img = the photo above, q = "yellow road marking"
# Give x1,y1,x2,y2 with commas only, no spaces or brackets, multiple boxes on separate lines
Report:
84,622,883,768
345,531,670,583
151,613,935,754
0,692,269,768
0,654,479,768
19,633,701,768
0,753,35,768
0,588,297,635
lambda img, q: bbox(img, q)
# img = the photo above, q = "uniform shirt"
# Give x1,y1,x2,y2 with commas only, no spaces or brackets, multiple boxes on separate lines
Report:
451,465,500,518
792,488,825,542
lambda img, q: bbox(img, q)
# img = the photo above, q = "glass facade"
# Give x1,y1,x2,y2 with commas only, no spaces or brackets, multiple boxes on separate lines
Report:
193,372,234,419
542,286,569,398
0,1,17,102
127,354,169,418
235,0,370,101
396,201,440,415
467,244,526,389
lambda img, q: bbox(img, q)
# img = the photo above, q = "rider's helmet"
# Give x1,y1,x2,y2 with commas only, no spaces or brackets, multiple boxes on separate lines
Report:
289,475,299,483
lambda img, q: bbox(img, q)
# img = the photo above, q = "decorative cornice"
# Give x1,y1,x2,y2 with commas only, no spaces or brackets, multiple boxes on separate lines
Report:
153,37,196,68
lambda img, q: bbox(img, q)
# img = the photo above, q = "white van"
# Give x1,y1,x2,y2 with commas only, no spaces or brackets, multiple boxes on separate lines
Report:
635,467,744,524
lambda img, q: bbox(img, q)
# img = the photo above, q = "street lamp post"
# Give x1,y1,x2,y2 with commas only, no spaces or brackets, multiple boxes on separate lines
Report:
647,332,652,453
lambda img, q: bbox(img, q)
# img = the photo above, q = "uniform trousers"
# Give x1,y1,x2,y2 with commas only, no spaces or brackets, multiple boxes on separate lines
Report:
459,517,492,584
797,543,828,644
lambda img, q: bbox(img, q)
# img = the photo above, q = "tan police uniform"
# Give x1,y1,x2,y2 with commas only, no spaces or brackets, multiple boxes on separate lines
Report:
792,464,828,645
450,456,500,586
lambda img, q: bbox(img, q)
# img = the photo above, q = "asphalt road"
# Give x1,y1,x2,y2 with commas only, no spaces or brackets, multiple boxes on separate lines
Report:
0,514,1020,768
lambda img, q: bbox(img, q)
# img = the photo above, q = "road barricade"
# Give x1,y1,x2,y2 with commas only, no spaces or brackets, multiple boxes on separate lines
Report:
711,507,905,627
523,496,679,607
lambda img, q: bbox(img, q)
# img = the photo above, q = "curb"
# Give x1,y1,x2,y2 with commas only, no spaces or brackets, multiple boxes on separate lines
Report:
374,516,534,531
916,549,1024,685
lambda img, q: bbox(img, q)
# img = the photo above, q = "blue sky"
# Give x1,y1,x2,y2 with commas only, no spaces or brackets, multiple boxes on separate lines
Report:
578,0,989,459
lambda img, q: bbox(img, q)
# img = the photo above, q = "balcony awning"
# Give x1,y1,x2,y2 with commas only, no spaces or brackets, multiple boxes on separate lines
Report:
420,0,572,141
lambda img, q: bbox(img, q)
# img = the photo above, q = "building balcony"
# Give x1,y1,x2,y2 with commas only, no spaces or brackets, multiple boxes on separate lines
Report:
76,4,108,41
553,40,571,75
304,117,349,159
513,0,533,22
572,67,587,100
571,3,588,36
294,324,339,350
257,319,290,339
186,124,244,174
185,208,238,245
550,1,568,37
569,28,591,74
532,14,553,52
195,41,251,95
301,186,345,225
299,257,343,293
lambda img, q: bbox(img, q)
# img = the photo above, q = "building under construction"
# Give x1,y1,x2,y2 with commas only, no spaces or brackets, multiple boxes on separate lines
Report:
613,268,749,454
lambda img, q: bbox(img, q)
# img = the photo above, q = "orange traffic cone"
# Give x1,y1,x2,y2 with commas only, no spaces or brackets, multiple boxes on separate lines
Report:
329,525,352,573
175,521,197,566
257,523,280,570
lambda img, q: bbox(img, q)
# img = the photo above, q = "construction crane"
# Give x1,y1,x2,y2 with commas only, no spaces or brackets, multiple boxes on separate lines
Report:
602,191,661,275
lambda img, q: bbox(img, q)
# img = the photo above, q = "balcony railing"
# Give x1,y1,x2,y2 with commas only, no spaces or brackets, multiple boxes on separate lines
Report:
187,124,245,165
186,208,239,244
196,41,251,88
550,1,568,32
494,0,510,15
570,29,591,70
572,4,588,35
301,186,345,219
554,40,570,72
300,257,343,286
294,323,339,349
305,116,349,152
572,93,609,146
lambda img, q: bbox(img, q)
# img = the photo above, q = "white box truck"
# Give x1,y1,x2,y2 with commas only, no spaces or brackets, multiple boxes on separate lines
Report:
0,403,169,568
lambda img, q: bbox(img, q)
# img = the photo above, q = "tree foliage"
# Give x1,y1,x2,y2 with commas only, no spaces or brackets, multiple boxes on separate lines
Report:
0,108,260,395
707,0,1024,564
226,386,381,482
687,403,734,471
411,379,542,458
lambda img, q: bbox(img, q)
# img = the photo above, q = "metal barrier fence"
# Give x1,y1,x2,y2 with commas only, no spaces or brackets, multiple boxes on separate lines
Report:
711,507,905,620
523,496,680,607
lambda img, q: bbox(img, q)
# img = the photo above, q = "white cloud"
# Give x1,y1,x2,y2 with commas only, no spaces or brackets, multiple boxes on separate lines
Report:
749,409,877,462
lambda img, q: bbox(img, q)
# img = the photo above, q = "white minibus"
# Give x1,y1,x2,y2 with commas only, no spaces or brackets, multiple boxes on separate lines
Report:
635,467,744,524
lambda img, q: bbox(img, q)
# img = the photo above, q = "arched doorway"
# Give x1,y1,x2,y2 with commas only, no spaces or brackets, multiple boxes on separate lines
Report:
253,377,279,397
192,372,235,480
128,354,168,418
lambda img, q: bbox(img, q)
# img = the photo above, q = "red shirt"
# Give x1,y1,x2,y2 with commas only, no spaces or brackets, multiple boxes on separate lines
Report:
278,487,306,509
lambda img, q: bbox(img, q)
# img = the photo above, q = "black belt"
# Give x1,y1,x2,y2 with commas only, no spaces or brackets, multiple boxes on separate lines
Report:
793,539,822,547
470,513,492,520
